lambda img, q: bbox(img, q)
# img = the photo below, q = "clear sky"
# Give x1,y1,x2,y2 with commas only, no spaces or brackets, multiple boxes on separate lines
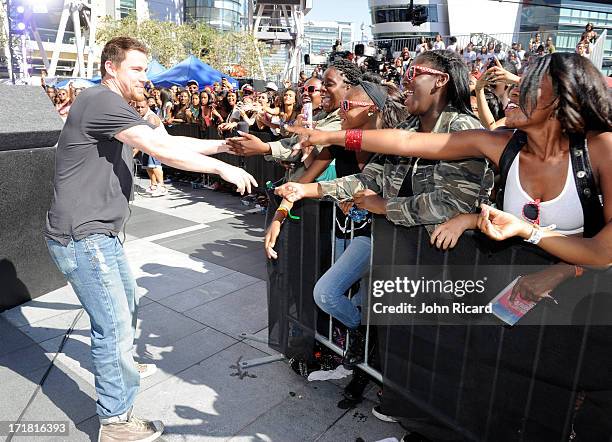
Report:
305,0,373,41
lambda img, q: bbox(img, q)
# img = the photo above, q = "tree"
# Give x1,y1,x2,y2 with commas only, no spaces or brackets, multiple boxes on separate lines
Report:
96,14,271,78
96,13,216,68
0,1,7,49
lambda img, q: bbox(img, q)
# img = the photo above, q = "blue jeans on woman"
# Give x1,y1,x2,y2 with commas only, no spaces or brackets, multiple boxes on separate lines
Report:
46,234,140,424
313,236,371,329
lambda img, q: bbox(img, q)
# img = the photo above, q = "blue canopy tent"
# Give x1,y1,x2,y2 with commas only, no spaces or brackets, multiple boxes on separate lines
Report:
148,55,238,89
55,78,96,88
146,59,167,77
88,58,166,84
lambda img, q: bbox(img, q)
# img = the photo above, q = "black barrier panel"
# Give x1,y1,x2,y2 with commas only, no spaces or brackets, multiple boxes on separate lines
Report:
266,199,334,361
370,216,612,441
165,123,205,139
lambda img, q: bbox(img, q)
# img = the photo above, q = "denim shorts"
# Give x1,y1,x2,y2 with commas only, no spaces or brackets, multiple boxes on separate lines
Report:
145,155,162,168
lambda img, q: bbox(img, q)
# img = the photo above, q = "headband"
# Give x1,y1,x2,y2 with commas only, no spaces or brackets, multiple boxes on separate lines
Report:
358,80,387,110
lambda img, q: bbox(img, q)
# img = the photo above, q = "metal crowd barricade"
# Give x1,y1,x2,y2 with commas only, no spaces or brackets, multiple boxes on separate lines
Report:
160,121,612,439
266,200,612,441
312,203,383,383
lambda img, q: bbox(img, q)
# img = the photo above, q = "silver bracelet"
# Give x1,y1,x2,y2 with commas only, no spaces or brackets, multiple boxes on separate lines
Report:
524,224,556,245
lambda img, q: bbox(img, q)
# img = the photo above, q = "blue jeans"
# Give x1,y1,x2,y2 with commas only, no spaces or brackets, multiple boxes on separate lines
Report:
46,234,140,424
313,236,371,329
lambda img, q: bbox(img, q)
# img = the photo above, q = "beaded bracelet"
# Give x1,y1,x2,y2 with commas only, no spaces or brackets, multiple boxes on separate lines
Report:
345,129,363,152
275,207,289,223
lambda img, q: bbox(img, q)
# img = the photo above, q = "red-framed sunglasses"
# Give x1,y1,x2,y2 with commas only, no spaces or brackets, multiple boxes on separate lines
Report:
522,199,541,225
405,64,447,81
299,85,321,94
341,100,374,112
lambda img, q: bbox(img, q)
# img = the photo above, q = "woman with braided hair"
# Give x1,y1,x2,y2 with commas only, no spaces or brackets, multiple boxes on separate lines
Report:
276,50,495,434
284,51,612,440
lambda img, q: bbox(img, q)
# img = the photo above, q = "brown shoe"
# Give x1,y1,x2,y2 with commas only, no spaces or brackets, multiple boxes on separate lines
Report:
98,415,164,442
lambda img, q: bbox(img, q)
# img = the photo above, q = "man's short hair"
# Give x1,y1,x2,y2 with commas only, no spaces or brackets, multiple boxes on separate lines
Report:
100,37,149,77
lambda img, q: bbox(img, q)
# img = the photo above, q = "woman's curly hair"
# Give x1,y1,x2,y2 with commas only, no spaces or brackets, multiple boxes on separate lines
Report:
519,52,612,135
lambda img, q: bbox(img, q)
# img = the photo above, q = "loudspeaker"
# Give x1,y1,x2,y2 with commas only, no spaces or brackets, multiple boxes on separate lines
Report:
0,85,63,152
304,54,311,65
0,85,65,311
354,44,365,56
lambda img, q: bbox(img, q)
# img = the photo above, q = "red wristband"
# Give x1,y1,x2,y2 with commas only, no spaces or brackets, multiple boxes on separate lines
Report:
345,129,363,151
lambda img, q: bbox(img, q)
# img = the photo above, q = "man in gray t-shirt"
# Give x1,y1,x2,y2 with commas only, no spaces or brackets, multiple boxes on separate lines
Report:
45,37,256,442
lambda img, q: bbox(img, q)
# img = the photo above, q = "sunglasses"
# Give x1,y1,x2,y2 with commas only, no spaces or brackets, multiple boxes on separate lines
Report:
522,199,541,225
405,65,447,81
341,100,374,112
299,85,321,94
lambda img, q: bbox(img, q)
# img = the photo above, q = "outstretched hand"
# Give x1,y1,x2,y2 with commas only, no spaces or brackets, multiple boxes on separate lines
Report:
275,182,305,203
226,131,270,157
264,221,282,259
219,164,258,195
285,126,329,161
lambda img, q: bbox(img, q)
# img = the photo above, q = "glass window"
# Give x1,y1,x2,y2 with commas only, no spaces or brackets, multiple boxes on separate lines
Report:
428,5,438,23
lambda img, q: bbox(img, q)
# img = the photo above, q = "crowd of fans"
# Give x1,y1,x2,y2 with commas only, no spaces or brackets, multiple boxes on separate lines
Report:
42,22,601,140
37,21,611,440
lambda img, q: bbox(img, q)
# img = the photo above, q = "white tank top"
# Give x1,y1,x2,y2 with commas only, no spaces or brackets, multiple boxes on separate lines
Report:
503,153,584,235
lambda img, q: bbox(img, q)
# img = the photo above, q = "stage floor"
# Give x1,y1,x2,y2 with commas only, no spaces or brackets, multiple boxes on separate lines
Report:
0,182,403,441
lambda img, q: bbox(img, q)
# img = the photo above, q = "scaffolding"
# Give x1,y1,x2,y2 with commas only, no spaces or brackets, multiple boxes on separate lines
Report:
247,0,312,83
1,0,102,81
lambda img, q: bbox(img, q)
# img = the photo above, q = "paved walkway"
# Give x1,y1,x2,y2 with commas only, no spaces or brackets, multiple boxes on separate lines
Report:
0,182,404,441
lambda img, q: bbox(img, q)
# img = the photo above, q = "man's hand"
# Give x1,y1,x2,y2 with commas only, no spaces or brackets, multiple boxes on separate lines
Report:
226,132,271,157
218,164,258,195
353,189,387,214
275,182,305,203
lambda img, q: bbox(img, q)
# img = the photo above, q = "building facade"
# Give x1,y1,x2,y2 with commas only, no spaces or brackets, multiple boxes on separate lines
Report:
368,0,610,72
519,0,611,72
147,0,184,24
303,20,353,55
184,0,244,31
369,0,449,40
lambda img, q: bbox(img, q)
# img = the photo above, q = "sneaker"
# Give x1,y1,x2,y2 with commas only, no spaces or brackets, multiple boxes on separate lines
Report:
372,404,400,423
151,188,165,197
145,185,157,194
136,363,157,379
98,415,164,442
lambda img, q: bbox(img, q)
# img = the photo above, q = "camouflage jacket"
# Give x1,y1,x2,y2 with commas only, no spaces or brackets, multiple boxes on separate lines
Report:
264,109,341,181
318,106,495,235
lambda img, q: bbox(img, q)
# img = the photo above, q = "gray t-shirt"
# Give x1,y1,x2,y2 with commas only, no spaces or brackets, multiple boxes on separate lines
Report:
45,85,153,245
